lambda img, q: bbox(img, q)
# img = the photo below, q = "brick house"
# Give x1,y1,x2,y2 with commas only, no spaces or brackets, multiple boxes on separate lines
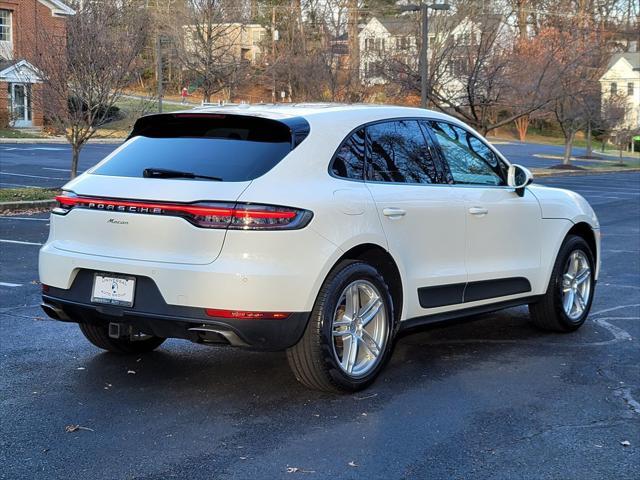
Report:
0,0,74,129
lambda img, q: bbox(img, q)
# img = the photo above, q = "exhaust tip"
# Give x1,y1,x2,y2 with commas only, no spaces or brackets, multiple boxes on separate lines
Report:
41,303,69,321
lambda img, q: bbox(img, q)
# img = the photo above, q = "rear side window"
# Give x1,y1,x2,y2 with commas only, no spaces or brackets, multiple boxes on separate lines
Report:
331,129,365,180
92,114,303,182
365,120,445,184
427,121,506,186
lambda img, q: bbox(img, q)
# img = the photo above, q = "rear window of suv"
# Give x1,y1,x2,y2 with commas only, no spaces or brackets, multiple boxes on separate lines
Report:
92,114,308,182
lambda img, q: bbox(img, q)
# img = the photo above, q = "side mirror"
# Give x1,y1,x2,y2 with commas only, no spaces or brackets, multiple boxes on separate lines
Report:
507,164,533,197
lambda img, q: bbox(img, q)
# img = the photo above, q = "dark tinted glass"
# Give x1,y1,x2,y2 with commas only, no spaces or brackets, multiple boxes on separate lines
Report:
514,166,527,185
331,129,365,179
428,121,506,186
93,115,293,182
366,120,444,184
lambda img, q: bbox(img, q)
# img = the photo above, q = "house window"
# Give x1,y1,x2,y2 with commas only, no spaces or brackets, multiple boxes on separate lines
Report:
366,61,384,77
0,9,11,42
397,36,410,50
628,83,634,96
610,82,617,95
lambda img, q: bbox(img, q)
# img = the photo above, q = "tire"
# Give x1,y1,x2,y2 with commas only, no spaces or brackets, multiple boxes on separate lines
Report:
287,260,395,393
78,322,165,354
529,235,596,332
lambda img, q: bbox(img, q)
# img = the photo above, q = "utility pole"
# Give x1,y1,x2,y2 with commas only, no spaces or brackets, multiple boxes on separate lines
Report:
271,6,276,103
403,3,450,109
156,34,163,113
420,4,429,109
348,0,359,89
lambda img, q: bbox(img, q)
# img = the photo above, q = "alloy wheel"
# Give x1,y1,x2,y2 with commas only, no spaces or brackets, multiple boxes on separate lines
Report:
331,280,388,378
561,250,592,320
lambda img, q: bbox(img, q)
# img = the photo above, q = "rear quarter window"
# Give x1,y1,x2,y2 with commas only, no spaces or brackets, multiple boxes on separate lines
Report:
92,114,307,182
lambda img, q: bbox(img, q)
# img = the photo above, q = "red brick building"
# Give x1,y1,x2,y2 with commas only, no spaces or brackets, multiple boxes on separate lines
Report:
0,0,74,129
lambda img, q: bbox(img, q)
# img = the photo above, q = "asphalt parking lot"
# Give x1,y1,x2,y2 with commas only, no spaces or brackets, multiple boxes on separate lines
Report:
0,172,639,479
0,144,116,189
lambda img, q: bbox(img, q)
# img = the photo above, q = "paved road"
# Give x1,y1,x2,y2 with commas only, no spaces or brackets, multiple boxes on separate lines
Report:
0,173,639,479
1,140,637,190
495,141,636,168
0,144,116,189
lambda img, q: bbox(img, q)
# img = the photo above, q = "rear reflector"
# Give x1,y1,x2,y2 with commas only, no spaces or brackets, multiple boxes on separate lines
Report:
205,308,290,320
53,193,312,230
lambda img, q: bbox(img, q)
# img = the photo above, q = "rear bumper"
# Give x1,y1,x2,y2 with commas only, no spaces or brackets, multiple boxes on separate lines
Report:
39,227,339,313
41,270,310,351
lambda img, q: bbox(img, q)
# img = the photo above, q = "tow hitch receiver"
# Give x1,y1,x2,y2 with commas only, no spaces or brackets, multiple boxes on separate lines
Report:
108,322,121,339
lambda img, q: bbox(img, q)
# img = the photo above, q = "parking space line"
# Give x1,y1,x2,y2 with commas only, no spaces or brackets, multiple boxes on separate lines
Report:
0,239,43,246
0,182,44,188
0,217,49,221
1,172,66,180
0,282,23,287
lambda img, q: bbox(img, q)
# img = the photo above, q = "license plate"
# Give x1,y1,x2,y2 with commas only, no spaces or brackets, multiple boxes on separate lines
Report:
91,274,135,307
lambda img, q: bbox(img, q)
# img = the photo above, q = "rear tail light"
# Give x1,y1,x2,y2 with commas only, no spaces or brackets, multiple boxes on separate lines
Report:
53,192,312,230
205,308,290,320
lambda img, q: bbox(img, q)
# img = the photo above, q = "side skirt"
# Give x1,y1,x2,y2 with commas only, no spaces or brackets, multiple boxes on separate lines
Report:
399,295,543,333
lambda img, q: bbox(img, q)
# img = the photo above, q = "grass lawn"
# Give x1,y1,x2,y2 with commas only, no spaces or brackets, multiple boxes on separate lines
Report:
0,187,59,202
0,128,42,139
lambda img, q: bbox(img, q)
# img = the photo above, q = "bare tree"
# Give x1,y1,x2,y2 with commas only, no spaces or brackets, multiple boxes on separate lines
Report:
382,6,557,134
598,92,632,153
172,0,247,102
37,1,149,178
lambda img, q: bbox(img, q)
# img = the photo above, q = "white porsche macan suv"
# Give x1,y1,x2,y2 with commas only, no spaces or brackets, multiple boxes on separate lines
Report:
39,104,600,392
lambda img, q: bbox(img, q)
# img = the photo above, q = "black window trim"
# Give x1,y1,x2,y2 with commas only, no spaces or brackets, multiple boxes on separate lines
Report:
423,119,510,187
328,116,450,185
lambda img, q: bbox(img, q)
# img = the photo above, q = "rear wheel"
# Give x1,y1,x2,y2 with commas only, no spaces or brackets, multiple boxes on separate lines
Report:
79,323,165,354
529,235,595,332
287,261,395,393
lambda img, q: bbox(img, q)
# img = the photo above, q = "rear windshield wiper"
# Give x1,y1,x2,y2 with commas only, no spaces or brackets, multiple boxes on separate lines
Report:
143,168,222,181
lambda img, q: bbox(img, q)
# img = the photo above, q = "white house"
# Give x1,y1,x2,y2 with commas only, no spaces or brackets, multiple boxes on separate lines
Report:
357,13,512,97
183,23,267,66
358,16,418,85
599,50,640,130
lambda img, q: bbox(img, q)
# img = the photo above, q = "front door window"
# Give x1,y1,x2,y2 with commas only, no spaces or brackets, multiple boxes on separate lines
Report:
10,83,32,127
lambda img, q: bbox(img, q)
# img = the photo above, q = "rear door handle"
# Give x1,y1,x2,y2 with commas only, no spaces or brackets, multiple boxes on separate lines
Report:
468,207,488,215
382,207,406,218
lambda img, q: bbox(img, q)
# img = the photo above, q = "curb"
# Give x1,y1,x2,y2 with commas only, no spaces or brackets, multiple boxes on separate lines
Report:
0,199,56,214
0,137,124,144
532,167,640,177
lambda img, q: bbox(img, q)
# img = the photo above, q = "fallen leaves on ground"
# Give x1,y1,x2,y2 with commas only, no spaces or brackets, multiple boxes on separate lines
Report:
64,424,94,433
286,467,315,474
354,393,377,401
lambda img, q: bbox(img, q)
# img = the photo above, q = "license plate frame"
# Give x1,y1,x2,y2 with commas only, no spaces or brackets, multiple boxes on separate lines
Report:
91,273,136,307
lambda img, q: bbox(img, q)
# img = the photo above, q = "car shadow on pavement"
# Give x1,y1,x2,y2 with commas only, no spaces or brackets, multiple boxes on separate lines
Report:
72,304,615,406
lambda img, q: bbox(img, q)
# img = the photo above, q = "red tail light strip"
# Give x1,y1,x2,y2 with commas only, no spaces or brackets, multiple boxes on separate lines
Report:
54,195,297,219
205,308,290,320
